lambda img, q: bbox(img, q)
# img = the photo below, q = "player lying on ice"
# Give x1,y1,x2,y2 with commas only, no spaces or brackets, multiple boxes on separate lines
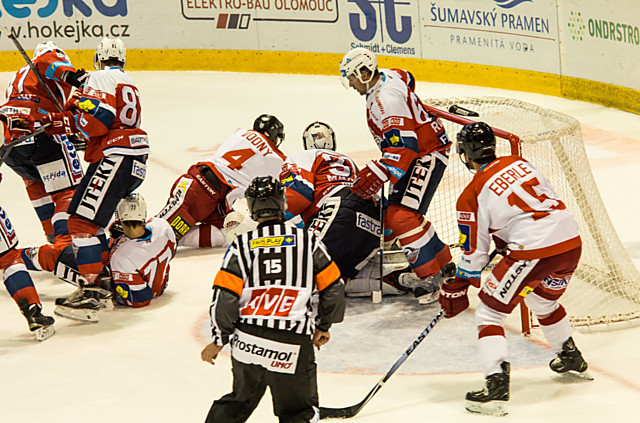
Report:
21,193,177,323
156,114,287,249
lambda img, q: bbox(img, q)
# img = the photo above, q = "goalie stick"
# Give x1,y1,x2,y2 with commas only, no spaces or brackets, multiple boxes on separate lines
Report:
320,250,499,419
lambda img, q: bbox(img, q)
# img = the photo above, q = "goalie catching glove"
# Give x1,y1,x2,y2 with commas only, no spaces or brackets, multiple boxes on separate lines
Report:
351,160,389,200
41,111,78,136
438,276,480,318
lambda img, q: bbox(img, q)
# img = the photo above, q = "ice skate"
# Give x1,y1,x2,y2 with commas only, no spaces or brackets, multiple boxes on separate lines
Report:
465,361,510,416
54,284,101,323
17,298,56,341
550,337,593,380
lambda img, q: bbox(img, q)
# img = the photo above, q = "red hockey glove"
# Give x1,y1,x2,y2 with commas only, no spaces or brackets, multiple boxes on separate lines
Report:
439,276,478,318
41,111,78,136
0,111,35,141
352,160,389,200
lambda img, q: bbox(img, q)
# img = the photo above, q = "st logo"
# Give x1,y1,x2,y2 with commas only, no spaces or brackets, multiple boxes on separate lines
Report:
349,0,412,44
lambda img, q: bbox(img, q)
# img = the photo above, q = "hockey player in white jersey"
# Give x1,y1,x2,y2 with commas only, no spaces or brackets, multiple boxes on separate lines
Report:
439,122,589,416
157,114,286,248
54,193,177,321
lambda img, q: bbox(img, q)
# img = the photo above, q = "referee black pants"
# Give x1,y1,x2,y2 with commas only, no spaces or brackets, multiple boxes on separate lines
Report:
205,325,319,423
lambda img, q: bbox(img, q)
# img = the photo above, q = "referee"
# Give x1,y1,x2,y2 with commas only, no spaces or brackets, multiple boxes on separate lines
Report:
201,175,345,423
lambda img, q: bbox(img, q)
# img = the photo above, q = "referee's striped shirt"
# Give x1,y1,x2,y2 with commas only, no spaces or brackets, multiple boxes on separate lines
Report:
209,221,343,344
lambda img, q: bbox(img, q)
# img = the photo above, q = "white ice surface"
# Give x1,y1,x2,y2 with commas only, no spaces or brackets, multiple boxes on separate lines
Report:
0,71,639,422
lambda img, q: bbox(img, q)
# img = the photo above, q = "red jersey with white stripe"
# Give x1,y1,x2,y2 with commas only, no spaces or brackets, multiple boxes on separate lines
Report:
198,129,286,211
456,156,581,281
109,218,177,307
280,149,358,222
75,67,149,163
366,68,450,184
4,48,75,121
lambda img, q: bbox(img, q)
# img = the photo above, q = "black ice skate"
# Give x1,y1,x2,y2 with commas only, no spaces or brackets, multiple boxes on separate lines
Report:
54,284,101,323
17,298,56,341
550,337,593,380
465,361,510,417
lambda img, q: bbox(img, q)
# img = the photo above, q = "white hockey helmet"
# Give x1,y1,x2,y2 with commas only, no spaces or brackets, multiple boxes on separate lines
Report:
339,48,377,88
116,193,147,223
94,37,126,70
302,121,336,151
33,41,67,60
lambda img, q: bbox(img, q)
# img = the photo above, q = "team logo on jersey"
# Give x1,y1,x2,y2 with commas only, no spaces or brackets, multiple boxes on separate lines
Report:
382,152,401,162
250,235,296,249
457,211,475,222
542,275,570,291
459,225,470,251
78,98,98,112
356,212,381,237
169,215,191,237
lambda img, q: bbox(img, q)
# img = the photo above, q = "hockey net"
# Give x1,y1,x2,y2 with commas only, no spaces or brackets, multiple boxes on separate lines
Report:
420,96,640,330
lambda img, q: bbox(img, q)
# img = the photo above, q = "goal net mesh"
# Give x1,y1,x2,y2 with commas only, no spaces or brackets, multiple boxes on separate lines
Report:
421,96,640,328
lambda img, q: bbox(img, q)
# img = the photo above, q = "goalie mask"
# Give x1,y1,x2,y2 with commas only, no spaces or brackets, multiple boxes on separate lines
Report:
94,37,126,70
245,176,287,221
339,48,377,88
253,114,285,147
456,122,497,170
302,121,336,151
116,193,147,223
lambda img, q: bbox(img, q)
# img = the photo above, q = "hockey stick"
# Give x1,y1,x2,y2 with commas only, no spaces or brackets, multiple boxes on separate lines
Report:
448,104,479,117
0,123,51,167
372,185,384,303
319,308,445,419
320,250,499,419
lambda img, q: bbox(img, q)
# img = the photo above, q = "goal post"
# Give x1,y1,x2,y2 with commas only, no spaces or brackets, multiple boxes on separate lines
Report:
422,96,640,331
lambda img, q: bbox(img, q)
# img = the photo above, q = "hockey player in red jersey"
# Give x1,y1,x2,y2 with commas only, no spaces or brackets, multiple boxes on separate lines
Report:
0,114,55,340
339,48,455,302
439,122,589,416
40,38,149,306
156,114,286,248
2,41,86,245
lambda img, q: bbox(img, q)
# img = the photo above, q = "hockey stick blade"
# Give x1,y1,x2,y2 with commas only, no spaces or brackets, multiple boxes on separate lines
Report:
448,104,480,117
319,309,445,419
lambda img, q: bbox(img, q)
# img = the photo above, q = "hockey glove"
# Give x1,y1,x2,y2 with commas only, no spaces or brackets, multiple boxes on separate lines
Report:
439,276,478,318
68,134,86,151
41,111,78,136
352,160,389,200
1,111,35,141
62,69,88,89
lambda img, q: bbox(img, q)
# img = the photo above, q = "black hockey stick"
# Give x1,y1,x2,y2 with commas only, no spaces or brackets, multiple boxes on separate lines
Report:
0,124,51,167
319,309,445,419
448,104,480,117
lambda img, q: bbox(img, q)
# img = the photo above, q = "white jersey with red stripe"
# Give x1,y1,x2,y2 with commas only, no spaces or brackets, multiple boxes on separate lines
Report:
0,206,19,255
75,67,149,163
456,156,581,281
198,129,286,211
109,217,177,307
281,149,358,222
365,68,450,184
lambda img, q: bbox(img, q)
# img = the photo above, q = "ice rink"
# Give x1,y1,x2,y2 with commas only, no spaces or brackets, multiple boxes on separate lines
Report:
0,71,639,422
